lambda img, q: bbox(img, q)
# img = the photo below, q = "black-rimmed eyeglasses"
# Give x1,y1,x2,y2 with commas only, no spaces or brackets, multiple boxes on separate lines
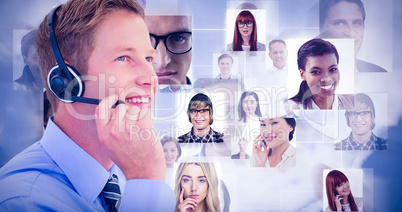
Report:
189,108,210,115
237,21,253,28
149,31,192,54
347,111,371,120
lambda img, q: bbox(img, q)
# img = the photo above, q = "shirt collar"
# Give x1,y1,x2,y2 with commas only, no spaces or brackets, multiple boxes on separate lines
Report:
41,118,111,204
311,94,339,110
190,127,214,142
349,132,375,149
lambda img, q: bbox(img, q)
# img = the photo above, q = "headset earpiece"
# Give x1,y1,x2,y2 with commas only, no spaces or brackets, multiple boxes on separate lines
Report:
48,63,85,103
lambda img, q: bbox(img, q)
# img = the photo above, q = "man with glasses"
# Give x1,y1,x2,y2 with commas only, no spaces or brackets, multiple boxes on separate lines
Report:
144,16,192,92
335,93,387,150
178,93,224,143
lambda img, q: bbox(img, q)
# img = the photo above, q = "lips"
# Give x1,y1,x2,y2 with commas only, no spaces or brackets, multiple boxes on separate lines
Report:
194,120,205,125
165,156,175,162
125,95,151,108
189,194,199,199
264,136,276,142
318,83,335,92
156,70,176,83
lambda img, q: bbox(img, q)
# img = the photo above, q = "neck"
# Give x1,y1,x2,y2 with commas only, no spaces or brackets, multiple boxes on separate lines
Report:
54,105,113,171
169,85,182,92
220,73,231,79
242,36,251,46
193,125,211,137
239,151,246,156
268,142,290,167
352,131,372,144
312,94,335,109
341,195,349,204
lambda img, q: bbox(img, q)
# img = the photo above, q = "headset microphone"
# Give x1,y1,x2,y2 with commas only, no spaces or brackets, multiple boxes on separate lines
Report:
47,5,124,108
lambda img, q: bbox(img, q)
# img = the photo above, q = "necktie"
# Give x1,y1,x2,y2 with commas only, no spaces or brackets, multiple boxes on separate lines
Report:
102,174,121,212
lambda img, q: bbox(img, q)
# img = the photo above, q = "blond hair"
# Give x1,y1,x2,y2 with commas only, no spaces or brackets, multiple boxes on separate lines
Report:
174,162,220,212
36,0,143,112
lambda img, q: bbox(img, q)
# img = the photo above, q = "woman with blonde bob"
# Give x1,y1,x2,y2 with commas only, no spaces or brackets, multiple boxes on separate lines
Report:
174,162,220,212
325,170,362,211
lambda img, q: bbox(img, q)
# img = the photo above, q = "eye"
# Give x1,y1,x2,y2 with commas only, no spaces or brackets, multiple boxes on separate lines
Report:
271,121,278,126
116,56,128,61
333,20,345,26
199,179,205,183
353,20,363,27
183,178,190,183
145,56,153,62
310,70,320,75
260,123,266,127
330,67,338,73
163,148,167,153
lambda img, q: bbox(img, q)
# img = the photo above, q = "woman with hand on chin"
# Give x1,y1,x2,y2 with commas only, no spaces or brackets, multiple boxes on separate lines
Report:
227,10,266,51
286,38,353,112
325,170,362,212
251,117,296,167
174,163,220,212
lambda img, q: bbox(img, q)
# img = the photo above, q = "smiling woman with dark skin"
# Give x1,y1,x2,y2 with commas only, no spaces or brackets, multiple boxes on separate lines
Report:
286,38,353,112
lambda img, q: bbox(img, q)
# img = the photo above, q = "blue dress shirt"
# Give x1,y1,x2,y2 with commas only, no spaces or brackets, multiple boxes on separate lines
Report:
0,118,175,211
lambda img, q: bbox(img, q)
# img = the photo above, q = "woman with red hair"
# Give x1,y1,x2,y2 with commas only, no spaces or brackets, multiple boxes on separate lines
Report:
227,10,266,51
325,170,363,211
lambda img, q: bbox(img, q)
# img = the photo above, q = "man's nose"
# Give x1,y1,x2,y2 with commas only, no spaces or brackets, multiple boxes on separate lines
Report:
153,42,171,70
343,24,356,38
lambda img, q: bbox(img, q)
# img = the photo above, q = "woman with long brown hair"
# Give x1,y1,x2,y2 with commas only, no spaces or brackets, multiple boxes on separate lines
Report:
325,170,362,211
227,10,265,51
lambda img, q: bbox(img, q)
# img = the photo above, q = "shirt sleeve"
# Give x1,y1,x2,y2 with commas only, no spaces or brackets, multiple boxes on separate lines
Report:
120,179,175,212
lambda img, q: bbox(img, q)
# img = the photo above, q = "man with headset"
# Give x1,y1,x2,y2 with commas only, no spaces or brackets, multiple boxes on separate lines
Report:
0,0,174,211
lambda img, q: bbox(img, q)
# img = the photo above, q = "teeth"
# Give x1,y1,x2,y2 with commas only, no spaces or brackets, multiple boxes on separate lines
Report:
320,84,332,89
126,97,150,103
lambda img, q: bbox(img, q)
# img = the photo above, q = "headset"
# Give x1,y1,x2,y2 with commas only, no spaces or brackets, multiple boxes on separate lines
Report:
47,5,123,106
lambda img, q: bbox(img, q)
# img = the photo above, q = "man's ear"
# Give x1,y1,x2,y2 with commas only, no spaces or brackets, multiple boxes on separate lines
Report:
300,69,305,81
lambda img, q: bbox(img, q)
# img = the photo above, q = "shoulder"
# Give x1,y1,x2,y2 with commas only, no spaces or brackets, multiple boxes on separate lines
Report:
335,137,348,150
373,134,388,150
231,153,240,159
257,42,266,51
0,143,69,205
212,129,224,143
178,131,191,143
226,43,233,51
354,197,363,209
356,59,387,72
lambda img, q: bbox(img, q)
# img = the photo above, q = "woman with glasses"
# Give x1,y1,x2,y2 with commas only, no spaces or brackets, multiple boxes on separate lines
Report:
286,38,353,112
227,10,266,51
325,170,362,212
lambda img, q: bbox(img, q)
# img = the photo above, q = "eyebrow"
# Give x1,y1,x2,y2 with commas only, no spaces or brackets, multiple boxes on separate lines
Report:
113,47,156,55
182,175,206,178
